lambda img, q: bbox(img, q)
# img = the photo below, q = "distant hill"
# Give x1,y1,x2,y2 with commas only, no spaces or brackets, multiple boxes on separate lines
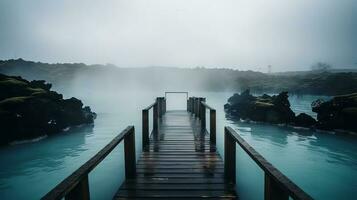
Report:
0,59,356,96
273,68,357,76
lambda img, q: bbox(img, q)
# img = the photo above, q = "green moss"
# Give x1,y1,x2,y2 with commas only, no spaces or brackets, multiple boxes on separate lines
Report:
0,78,28,86
256,97,272,103
255,101,274,108
31,91,47,96
26,87,46,95
0,96,31,106
342,107,357,116
334,93,357,104
334,93,357,99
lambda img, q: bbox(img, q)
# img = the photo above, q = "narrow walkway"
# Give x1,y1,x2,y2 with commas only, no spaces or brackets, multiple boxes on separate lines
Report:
115,110,237,199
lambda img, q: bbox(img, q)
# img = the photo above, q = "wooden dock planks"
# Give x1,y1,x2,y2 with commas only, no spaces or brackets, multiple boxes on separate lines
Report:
115,110,237,199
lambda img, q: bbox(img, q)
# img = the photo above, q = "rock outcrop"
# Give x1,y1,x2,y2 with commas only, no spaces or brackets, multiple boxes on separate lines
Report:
312,93,357,132
225,90,316,127
0,73,96,145
293,113,317,128
225,90,357,133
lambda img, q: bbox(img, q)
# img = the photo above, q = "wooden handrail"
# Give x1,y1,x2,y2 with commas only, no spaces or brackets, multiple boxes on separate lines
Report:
224,126,313,200
188,97,204,118
143,101,157,111
41,126,136,200
142,97,166,151
201,101,215,110
187,97,216,146
165,91,188,99
199,100,216,146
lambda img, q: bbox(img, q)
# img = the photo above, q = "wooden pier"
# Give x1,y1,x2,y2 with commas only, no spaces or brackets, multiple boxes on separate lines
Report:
42,94,313,200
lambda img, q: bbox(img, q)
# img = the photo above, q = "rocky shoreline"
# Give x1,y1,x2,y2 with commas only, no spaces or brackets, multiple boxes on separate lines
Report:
224,90,357,134
0,73,96,145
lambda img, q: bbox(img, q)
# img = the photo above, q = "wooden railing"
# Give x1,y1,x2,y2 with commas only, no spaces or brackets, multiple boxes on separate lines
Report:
41,126,136,200
200,101,216,145
165,91,188,99
142,97,166,151
187,97,216,146
224,127,313,200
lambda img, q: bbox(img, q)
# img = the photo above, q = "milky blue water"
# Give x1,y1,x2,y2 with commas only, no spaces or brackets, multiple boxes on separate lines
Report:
0,91,356,200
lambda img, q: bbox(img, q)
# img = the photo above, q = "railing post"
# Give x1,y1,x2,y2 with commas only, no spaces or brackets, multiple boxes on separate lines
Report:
156,97,161,117
124,127,136,179
142,109,149,151
210,109,216,146
192,97,196,115
153,102,158,131
196,97,201,119
200,98,206,129
158,97,164,117
161,97,165,116
189,97,193,112
224,127,236,183
195,97,199,117
65,175,90,200
187,98,189,112
192,97,195,114
264,174,289,200
187,99,189,111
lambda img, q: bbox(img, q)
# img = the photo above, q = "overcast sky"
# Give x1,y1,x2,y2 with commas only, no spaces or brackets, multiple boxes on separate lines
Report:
0,0,356,72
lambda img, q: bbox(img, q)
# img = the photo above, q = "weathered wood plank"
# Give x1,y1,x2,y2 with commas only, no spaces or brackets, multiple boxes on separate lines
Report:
125,178,227,184
115,111,237,199
115,190,236,198
120,183,235,190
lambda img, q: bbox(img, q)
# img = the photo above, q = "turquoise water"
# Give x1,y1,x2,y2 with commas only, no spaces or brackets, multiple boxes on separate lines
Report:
0,91,356,199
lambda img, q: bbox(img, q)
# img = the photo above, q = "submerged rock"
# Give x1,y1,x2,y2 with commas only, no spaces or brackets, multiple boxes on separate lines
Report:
312,93,357,132
0,73,96,145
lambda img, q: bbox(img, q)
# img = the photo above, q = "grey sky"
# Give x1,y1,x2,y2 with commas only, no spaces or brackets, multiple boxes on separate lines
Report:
0,0,356,72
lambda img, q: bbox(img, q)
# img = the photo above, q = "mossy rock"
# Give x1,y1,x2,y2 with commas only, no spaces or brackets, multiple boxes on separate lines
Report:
341,107,357,116
254,101,274,108
0,73,96,145
256,97,273,104
334,93,357,99
31,91,47,96
26,87,46,93
0,96,31,106
334,93,357,104
0,78,28,86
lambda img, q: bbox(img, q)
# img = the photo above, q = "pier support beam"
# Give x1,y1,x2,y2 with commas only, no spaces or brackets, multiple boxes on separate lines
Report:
142,109,149,150
265,174,289,200
124,127,136,179
153,102,158,132
224,127,236,184
200,98,206,129
210,109,216,146
65,175,90,200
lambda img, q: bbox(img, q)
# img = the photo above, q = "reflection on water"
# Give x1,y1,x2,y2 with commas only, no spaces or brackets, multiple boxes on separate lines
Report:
0,91,356,200
0,125,93,199
226,118,357,200
0,125,93,181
